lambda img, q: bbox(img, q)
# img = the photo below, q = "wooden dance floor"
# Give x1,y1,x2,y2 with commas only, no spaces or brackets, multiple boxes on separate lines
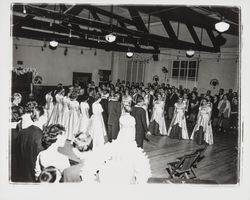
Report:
144,132,239,184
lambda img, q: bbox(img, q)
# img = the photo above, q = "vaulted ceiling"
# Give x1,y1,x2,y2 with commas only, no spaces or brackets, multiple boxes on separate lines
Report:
12,4,239,54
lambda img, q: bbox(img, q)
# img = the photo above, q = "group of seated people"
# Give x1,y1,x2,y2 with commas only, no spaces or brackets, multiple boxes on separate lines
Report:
10,79,239,183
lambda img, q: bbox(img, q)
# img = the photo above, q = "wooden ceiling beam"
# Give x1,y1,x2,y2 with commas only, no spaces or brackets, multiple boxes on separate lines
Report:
12,5,221,52
161,17,178,40
13,28,159,54
186,23,202,45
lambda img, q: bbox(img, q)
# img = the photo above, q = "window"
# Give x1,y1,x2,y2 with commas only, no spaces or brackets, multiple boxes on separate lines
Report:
126,60,145,83
171,60,199,81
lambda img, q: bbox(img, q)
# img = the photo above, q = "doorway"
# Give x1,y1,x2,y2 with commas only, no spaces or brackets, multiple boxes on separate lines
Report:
73,72,92,88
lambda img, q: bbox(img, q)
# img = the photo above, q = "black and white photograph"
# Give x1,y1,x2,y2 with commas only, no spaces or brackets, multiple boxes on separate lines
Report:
0,0,250,199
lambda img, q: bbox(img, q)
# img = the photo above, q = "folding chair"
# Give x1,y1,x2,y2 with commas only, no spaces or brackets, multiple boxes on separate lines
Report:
166,152,200,179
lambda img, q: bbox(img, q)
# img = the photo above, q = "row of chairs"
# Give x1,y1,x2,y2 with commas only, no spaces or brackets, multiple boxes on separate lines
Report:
166,145,207,179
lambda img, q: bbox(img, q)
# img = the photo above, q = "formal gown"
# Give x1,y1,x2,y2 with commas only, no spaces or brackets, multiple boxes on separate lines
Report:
149,100,167,135
143,97,150,127
61,96,70,135
167,102,189,140
48,93,64,125
80,136,151,184
78,102,90,133
45,92,54,122
67,100,80,141
117,112,136,143
88,101,107,150
191,105,213,145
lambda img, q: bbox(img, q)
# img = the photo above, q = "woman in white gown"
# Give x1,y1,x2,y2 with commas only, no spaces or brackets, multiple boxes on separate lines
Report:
191,98,213,145
67,92,80,141
167,97,189,140
78,95,90,133
87,93,107,150
75,104,151,184
48,88,64,125
121,89,132,114
45,91,54,122
61,90,71,136
149,93,167,135
141,90,149,128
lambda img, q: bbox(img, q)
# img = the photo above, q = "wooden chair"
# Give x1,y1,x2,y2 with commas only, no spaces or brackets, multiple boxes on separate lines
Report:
166,151,200,179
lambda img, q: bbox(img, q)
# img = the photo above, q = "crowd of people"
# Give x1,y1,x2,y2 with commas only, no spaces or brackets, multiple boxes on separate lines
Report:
10,79,239,183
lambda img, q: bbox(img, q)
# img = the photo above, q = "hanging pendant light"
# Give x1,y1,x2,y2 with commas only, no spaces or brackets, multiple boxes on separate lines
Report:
49,40,58,50
186,49,195,58
126,50,133,58
215,19,230,33
105,33,116,43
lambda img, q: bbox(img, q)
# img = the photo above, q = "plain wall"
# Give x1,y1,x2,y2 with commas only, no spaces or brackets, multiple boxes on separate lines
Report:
13,38,112,86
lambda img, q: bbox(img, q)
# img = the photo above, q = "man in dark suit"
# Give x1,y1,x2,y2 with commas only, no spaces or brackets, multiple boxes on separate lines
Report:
145,87,154,119
77,88,85,103
87,88,95,117
100,89,109,133
15,106,47,182
107,92,121,142
131,95,149,148
168,87,178,120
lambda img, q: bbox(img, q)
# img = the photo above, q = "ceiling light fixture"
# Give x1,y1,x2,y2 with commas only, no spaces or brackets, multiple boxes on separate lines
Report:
49,39,58,50
186,49,195,58
126,50,133,58
105,33,116,43
215,18,230,33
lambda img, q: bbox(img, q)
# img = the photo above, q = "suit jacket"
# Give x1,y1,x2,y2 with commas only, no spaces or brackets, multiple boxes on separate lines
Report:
100,98,109,128
131,106,148,135
87,96,95,116
108,101,121,125
15,125,44,182
169,93,178,107
148,94,154,110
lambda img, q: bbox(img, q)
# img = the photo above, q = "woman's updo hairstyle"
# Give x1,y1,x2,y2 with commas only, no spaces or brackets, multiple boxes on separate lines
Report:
69,91,78,100
24,101,38,114
38,166,62,183
42,124,65,149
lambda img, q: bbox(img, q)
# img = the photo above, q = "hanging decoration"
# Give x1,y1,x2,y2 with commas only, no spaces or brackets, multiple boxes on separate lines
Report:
33,75,43,84
12,67,38,76
210,79,219,89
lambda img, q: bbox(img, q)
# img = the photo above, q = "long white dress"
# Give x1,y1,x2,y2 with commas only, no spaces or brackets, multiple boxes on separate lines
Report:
191,105,213,145
45,92,54,122
67,100,80,141
79,114,151,184
167,102,189,139
48,93,64,125
149,100,167,135
78,102,90,133
88,101,107,150
116,112,136,143
61,96,70,135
